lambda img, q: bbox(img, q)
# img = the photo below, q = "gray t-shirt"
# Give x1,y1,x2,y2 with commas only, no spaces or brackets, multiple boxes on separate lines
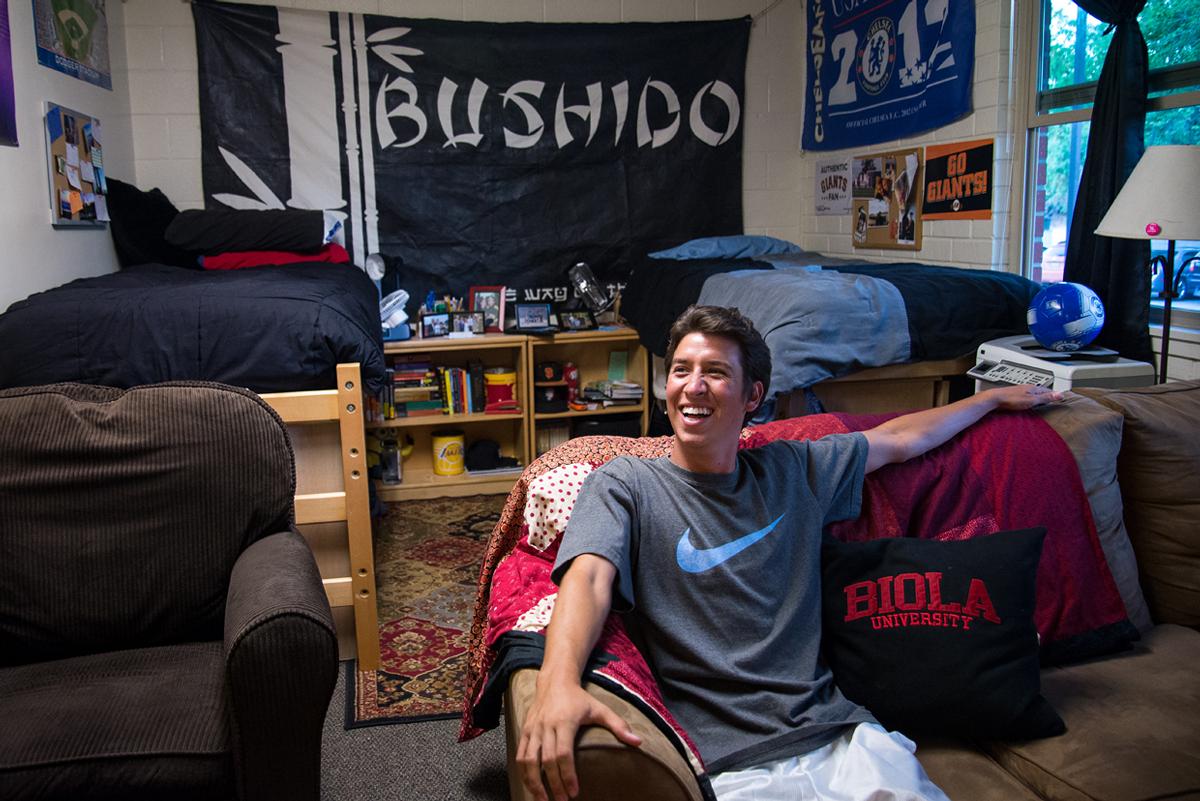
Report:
551,434,875,773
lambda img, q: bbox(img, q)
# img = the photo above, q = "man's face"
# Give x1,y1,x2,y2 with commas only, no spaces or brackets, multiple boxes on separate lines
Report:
666,332,763,470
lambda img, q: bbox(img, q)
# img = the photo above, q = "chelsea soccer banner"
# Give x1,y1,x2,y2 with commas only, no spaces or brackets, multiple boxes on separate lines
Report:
803,0,974,152
193,1,749,315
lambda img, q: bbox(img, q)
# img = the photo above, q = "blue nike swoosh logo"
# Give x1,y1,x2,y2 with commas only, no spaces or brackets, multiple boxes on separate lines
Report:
675,514,786,573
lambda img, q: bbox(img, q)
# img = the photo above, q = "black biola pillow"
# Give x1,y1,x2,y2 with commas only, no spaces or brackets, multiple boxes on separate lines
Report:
821,528,1066,739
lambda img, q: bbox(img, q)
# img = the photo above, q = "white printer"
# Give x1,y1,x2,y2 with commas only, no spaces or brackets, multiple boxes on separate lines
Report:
968,335,1155,393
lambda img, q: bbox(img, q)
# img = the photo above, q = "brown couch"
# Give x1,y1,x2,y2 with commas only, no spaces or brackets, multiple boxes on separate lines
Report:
502,380,1200,801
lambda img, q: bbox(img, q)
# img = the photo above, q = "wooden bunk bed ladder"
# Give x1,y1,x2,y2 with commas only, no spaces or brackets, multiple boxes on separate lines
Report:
261,363,381,671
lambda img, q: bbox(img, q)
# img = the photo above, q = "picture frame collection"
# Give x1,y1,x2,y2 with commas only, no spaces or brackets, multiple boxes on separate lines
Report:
416,284,598,338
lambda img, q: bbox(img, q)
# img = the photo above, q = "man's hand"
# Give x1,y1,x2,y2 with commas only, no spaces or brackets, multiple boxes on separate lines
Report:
983,383,1065,411
516,681,642,801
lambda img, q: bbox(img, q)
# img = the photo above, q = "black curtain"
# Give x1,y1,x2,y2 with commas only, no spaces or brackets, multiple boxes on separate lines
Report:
1062,0,1151,362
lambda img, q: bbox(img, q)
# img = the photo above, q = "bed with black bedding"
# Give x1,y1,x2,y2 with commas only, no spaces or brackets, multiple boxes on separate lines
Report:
0,178,387,395
622,244,1038,404
0,261,387,395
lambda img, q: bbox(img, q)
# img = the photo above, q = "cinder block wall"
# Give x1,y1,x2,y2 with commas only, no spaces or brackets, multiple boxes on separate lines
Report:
795,0,1014,270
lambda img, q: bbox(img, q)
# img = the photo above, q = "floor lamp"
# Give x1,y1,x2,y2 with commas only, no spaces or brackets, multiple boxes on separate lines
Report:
1095,145,1200,384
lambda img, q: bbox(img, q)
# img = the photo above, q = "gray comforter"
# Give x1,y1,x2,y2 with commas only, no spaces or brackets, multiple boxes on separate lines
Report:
698,265,910,395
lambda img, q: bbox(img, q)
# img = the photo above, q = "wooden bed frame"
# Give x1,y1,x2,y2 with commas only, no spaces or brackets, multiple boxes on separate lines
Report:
261,363,380,670
654,354,975,418
775,355,976,417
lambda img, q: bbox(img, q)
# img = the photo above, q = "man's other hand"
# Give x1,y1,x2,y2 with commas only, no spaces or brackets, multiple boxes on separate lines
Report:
516,682,642,801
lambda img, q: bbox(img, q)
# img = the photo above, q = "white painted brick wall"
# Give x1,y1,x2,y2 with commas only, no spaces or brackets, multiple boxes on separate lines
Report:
797,0,1016,272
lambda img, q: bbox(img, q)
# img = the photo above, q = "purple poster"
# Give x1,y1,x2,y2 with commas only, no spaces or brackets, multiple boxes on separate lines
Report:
1,0,17,146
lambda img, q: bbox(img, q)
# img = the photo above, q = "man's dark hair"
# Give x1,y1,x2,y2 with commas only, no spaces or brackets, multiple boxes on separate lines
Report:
664,305,772,415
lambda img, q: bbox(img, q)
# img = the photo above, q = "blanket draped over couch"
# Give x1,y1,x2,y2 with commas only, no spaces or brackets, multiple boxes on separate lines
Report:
460,411,1137,779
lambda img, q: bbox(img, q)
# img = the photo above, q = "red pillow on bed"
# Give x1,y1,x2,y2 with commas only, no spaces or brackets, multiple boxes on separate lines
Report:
202,243,350,270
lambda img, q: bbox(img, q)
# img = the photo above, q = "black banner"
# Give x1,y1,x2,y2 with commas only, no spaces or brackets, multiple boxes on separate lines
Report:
193,1,749,316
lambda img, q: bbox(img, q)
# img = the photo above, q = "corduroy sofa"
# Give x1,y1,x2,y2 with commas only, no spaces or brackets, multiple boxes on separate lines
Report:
498,380,1200,801
0,382,339,801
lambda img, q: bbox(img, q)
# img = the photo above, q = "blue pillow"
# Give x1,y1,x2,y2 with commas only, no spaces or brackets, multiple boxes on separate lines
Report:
649,235,803,261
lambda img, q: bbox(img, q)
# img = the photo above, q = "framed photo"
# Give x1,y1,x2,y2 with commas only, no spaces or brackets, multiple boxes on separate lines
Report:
420,312,451,338
559,309,596,331
469,285,505,333
452,311,485,334
514,302,553,331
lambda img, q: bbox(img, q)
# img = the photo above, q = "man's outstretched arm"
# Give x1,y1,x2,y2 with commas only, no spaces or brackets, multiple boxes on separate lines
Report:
863,384,1063,474
516,553,642,801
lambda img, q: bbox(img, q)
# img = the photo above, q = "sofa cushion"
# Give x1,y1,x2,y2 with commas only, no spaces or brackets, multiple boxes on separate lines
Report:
914,737,1043,801
821,528,1065,739
1037,393,1153,631
0,383,294,666
986,624,1200,801
1078,380,1200,628
0,641,234,801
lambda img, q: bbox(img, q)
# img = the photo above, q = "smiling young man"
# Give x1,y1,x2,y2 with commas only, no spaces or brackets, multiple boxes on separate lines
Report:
517,305,1062,801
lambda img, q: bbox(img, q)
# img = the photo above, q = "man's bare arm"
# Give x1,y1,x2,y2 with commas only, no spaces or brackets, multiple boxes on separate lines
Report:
863,384,1063,473
516,554,642,801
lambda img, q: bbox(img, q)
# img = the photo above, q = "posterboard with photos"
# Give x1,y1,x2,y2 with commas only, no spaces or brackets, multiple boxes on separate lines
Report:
850,147,922,251
43,102,107,227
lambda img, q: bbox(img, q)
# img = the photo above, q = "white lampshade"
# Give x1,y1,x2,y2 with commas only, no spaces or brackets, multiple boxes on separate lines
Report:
1095,145,1200,241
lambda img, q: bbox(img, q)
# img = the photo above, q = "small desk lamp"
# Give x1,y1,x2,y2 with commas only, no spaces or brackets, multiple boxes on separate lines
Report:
1095,145,1200,383
567,261,614,314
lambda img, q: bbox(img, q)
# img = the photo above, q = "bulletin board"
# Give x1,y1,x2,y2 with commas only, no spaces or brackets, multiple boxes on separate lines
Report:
43,102,107,228
850,146,923,251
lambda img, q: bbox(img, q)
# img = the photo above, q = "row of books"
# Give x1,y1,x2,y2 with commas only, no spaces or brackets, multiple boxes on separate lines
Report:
368,356,492,420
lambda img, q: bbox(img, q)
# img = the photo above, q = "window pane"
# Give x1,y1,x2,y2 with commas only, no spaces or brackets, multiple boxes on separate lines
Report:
1040,0,1200,101
1141,0,1200,72
1146,105,1200,314
1146,103,1200,146
1027,120,1090,284
1041,0,1106,94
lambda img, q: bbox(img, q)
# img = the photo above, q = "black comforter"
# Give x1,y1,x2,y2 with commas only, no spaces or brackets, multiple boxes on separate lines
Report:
0,263,387,395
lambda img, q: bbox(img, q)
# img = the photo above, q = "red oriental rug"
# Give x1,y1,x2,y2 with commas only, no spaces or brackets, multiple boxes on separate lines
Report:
345,493,507,728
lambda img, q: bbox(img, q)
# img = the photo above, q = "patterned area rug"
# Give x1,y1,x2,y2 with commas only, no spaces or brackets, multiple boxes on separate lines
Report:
345,493,508,728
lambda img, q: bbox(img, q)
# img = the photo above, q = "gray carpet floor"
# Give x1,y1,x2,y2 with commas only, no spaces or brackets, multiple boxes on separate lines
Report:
321,664,510,801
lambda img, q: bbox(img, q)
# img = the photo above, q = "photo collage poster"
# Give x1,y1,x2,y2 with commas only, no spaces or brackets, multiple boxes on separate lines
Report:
851,146,922,250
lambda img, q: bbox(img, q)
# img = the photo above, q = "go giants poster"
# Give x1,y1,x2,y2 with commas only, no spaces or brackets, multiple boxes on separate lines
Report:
193,1,749,316
922,138,993,220
803,0,974,151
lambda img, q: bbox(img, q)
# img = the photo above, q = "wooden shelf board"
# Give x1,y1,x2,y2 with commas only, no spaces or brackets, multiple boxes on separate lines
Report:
384,333,526,353
367,411,523,429
534,404,644,420
375,469,523,500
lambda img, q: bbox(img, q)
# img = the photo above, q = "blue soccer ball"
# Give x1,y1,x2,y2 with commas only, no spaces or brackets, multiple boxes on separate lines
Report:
1027,282,1105,352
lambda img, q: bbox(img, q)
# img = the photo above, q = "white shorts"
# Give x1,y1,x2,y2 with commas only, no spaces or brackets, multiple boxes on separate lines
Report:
709,723,950,801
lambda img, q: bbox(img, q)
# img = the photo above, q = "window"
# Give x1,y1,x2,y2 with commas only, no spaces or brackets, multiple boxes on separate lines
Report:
1018,0,1200,323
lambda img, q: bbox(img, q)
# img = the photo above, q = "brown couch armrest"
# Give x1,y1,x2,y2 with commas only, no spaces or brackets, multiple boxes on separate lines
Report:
504,668,703,801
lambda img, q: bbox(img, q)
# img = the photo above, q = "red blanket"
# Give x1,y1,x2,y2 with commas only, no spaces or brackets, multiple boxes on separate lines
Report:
460,412,1132,771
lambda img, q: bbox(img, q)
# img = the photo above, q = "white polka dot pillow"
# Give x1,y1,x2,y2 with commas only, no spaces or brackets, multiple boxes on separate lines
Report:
523,462,595,551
